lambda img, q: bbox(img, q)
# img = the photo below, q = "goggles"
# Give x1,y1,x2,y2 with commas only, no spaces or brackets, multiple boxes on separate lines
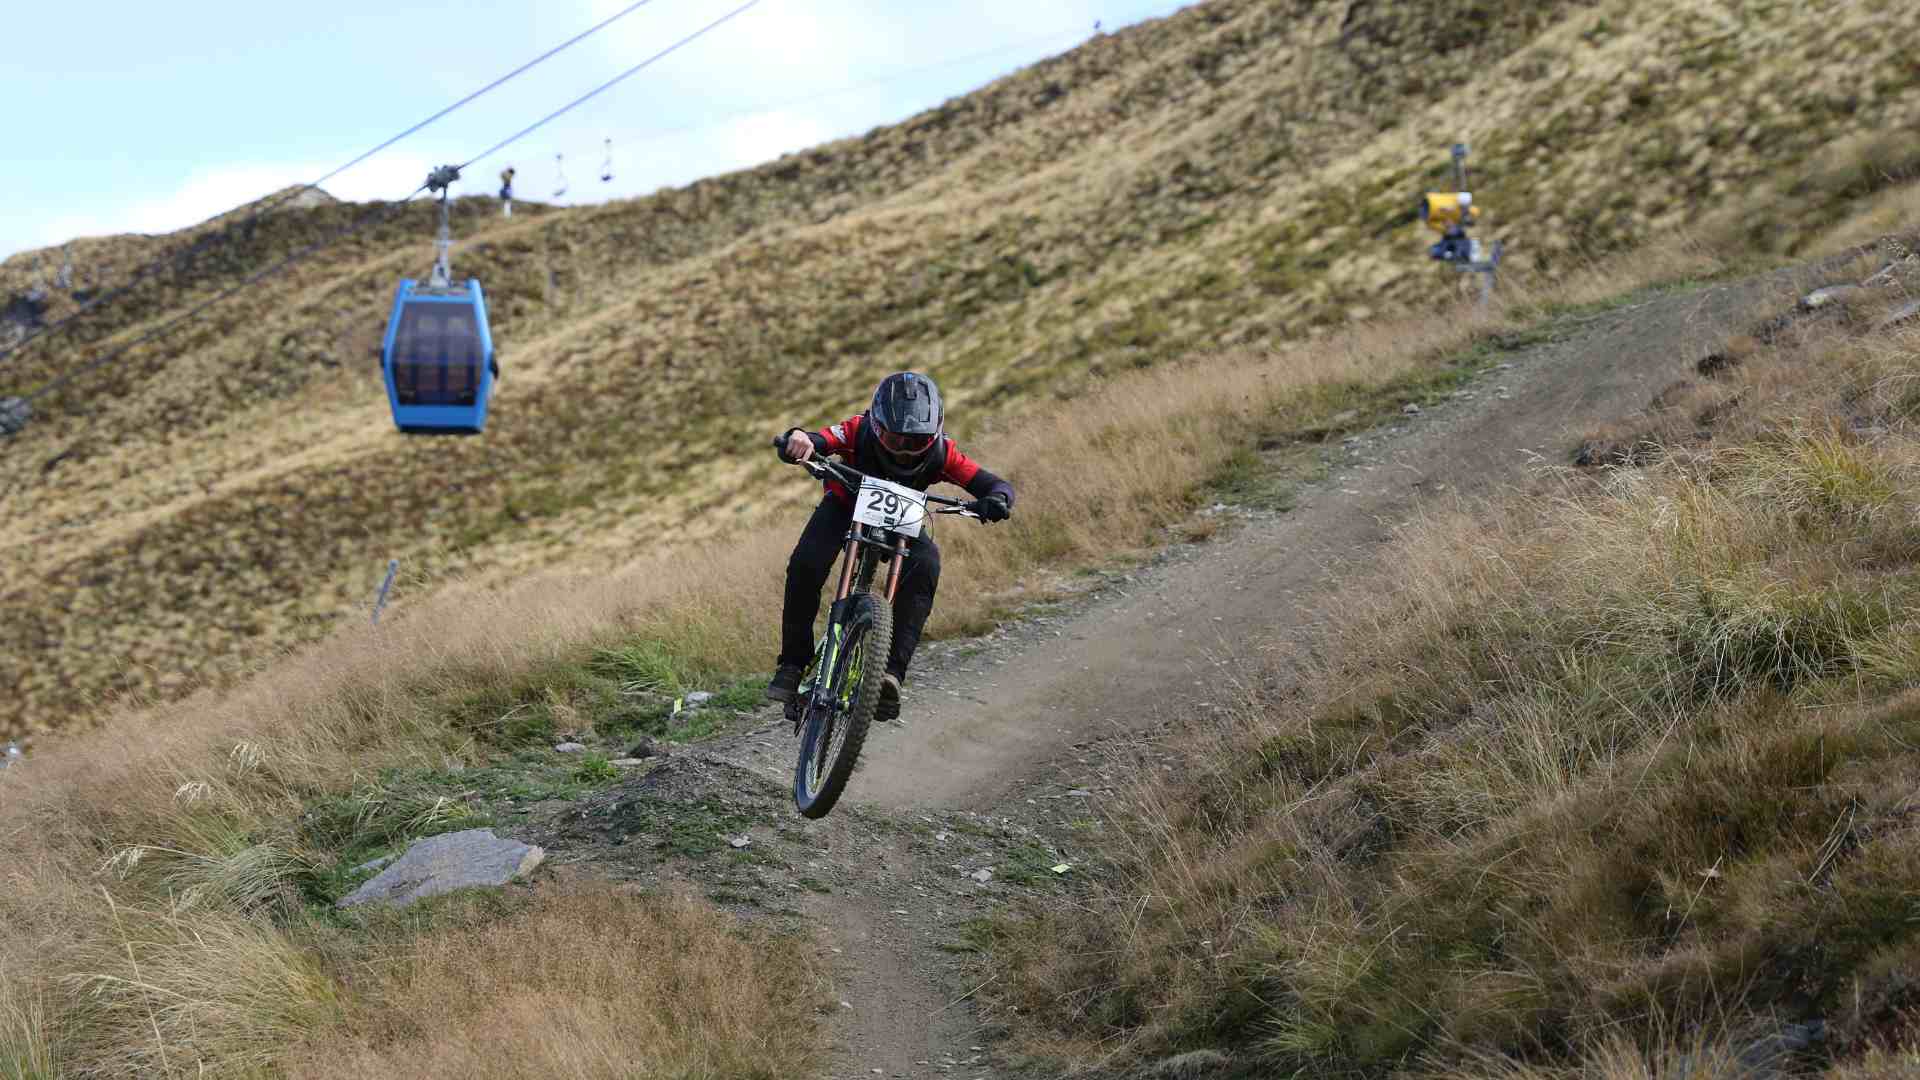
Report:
877,428,937,456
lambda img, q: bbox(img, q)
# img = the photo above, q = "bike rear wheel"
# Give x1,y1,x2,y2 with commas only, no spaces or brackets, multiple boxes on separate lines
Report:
794,592,892,819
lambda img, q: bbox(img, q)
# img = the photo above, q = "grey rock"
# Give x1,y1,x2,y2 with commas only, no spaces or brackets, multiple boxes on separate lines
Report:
685,691,714,707
352,853,396,875
970,868,994,883
336,829,544,909
0,397,29,437
609,757,647,767
553,742,588,753
1401,403,1422,416
1801,284,1863,310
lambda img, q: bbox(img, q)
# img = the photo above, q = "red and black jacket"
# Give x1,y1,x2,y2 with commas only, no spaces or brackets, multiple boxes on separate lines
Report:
797,413,1015,511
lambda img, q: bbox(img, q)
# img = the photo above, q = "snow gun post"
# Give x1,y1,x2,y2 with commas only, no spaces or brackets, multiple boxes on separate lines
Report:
1420,142,1503,302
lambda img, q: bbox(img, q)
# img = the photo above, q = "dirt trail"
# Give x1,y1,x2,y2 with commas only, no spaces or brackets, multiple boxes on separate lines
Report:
856,281,1769,815
543,278,1787,1079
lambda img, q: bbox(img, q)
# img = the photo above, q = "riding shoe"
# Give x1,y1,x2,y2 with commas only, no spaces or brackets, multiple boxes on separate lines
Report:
877,672,903,723
766,663,803,703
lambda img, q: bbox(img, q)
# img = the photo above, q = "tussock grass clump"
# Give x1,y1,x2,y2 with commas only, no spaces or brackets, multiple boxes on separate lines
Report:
991,260,1920,1075
291,886,823,1080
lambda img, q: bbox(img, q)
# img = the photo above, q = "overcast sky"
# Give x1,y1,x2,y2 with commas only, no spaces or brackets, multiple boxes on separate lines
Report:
3,0,1193,260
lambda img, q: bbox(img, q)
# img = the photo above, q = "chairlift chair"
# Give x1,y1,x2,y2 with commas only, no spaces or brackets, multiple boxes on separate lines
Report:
600,137,614,183
381,166,498,434
553,152,569,199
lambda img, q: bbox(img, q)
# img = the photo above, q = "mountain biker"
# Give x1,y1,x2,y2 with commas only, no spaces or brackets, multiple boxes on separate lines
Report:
769,371,1014,721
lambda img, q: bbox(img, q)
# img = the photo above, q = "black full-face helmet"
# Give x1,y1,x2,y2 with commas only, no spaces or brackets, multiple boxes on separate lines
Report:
869,371,944,468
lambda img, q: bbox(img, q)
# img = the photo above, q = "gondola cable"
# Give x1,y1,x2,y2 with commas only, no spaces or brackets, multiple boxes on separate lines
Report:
3,0,764,444
450,0,761,176
381,0,762,434
553,10,1165,162
477,13,1128,215
0,0,664,371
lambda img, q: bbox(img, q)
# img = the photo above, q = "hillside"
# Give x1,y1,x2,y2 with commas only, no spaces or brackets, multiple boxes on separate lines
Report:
4,0,1919,739
10,244,1918,1078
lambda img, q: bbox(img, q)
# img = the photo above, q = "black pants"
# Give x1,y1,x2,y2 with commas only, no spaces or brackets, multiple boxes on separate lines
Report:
780,496,940,681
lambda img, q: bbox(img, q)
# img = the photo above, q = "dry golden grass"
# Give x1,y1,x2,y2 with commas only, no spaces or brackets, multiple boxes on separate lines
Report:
0,866,822,1078
987,242,1920,1075
291,886,824,1080
4,0,1917,738
0,230,1718,1076
0,542,809,1075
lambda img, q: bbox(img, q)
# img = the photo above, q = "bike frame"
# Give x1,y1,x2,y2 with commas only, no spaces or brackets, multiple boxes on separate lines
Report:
781,450,971,715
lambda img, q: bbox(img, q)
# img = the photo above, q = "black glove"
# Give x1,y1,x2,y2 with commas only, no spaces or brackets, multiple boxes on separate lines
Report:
774,429,805,463
976,493,1011,523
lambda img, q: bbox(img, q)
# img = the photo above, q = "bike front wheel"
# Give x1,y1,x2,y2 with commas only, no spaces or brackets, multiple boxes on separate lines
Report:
794,592,892,819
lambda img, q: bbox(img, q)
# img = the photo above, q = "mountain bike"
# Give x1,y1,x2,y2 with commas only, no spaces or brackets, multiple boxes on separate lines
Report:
771,437,982,819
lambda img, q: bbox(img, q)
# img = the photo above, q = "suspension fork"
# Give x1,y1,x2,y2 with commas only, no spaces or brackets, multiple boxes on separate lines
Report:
881,536,908,601
834,534,860,601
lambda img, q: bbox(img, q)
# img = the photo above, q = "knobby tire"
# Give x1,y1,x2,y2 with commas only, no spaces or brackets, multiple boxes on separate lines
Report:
793,592,892,818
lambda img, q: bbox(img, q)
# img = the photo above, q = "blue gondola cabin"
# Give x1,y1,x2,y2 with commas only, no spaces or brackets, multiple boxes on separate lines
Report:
382,279,497,434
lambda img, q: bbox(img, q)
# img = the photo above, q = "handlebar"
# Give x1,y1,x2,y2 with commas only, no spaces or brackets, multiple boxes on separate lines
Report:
772,433,979,515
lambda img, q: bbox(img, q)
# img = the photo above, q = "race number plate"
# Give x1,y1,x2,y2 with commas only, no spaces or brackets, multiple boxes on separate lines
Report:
852,476,929,538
